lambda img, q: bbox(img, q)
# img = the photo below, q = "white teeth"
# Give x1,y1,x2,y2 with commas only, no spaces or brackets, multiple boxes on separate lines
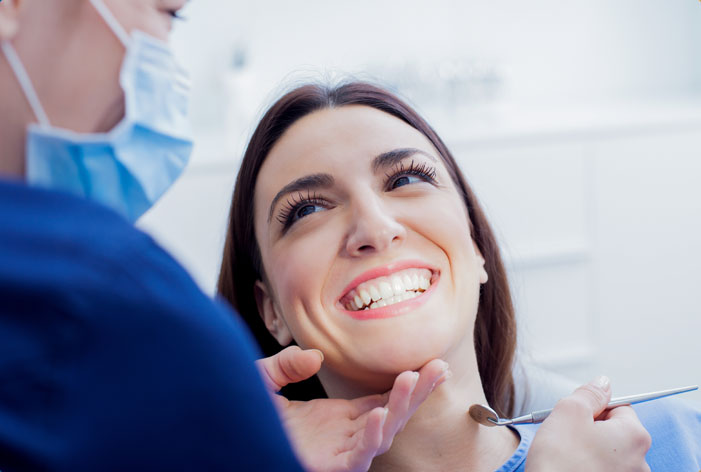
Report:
344,269,435,311
369,299,389,309
419,276,430,290
411,273,419,290
369,286,381,302
366,291,422,310
354,294,363,310
391,276,404,295
379,281,393,300
402,274,413,291
359,289,371,306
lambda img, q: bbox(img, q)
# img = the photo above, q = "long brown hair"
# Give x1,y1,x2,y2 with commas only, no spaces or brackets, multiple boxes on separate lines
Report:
218,82,517,417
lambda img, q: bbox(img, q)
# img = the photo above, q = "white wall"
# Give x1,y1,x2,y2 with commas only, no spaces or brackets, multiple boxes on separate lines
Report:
138,1,701,403
167,0,701,165
446,105,701,403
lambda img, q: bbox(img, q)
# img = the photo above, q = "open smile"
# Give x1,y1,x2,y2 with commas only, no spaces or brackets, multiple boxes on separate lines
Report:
338,261,440,319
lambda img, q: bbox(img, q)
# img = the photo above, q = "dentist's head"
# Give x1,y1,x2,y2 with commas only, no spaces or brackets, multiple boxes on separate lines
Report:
0,0,192,221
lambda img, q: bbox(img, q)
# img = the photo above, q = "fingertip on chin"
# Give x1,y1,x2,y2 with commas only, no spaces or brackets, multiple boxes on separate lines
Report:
308,348,325,363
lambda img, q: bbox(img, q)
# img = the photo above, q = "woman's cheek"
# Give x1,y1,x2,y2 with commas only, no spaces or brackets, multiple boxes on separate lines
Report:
272,224,338,310
417,194,472,246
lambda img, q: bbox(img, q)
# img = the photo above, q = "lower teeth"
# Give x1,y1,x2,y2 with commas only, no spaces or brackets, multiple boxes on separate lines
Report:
360,289,423,310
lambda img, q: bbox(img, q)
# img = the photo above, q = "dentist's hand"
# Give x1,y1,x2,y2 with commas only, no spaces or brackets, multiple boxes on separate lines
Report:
257,346,450,472
526,376,652,472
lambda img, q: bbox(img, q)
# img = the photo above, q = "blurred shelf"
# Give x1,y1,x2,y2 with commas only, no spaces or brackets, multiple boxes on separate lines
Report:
504,241,591,271
530,345,597,371
437,97,701,147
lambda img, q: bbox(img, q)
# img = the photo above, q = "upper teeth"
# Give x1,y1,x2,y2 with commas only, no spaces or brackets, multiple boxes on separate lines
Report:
343,268,432,311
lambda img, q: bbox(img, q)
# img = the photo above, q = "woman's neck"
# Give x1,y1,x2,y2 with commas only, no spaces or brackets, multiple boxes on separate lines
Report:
369,364,519,471
323,337,520,471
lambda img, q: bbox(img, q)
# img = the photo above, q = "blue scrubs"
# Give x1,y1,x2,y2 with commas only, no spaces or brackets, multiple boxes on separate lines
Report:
0,179,304,471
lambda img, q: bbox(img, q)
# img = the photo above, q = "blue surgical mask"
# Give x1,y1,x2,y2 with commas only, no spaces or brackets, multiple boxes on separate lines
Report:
0,0,193,222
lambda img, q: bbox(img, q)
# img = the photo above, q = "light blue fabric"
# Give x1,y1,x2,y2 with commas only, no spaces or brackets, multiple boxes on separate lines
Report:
635,398,701,470
495,424,538,472
494,398,701,471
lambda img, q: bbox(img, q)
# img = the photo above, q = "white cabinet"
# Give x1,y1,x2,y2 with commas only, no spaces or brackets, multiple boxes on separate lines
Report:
448,118,701,400
449,139,596,381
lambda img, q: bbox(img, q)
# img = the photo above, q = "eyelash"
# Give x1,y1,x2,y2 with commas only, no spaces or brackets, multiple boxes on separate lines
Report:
276,161,439,232
385,160,438,189
276,191,328,230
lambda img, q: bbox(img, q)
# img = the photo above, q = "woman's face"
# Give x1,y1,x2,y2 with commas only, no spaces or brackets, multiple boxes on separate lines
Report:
253,105,487,391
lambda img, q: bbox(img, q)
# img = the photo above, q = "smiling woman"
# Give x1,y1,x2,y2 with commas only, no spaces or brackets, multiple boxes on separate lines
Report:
216,82,529,470
216,82,701,471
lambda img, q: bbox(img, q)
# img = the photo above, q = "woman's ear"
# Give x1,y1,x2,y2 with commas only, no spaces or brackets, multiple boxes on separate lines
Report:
0,1,20,40
472,241,489,284
254,280,293,346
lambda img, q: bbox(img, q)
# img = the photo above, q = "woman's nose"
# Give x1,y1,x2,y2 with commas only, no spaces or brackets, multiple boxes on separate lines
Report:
344,198,406,256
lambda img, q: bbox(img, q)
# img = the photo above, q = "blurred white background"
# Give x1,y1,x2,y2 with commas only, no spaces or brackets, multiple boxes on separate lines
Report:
137,0,701,403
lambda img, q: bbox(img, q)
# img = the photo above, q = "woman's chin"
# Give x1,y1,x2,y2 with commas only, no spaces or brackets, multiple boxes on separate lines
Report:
348,343,448,378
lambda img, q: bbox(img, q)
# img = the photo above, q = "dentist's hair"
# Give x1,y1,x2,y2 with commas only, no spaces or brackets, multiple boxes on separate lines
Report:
218,82,517,417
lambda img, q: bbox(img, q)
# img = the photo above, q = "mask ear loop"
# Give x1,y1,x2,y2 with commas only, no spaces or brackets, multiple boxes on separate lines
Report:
88,0,130,47
0,41,51,128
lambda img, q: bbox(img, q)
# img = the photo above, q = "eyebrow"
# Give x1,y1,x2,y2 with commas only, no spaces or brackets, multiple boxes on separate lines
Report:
267,148,438,223
372,147,437,173
268,173,335,222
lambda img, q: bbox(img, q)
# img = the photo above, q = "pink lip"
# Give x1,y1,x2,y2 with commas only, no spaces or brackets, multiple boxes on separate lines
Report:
339,260,438,299
337,259,440,320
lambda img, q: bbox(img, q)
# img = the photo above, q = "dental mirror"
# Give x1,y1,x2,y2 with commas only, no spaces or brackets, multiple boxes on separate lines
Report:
468,385,698,427
468,403,503,426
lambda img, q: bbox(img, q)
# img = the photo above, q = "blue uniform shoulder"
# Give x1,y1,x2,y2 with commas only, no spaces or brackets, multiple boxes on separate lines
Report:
634,397,701,471
0,178,154,295
0,179,303,471
0,178,208,318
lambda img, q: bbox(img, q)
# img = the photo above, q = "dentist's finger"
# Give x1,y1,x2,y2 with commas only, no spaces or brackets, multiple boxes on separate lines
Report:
256,346,324,392
348,392,389,419
597,405,652,466
601,404,652,448
378,370,419,454
340,407,388,471
550,376,612,423
600,404,639,422
347,360,448,421
407,359,450,413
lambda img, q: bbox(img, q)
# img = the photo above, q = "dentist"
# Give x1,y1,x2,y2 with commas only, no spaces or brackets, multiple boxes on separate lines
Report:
0,0,303,470
0,1,650,471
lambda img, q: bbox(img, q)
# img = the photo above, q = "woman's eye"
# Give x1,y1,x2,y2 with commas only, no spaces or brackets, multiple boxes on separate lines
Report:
391,174,423,189
277,194,330,232
296,203,322,220
386,162,438,191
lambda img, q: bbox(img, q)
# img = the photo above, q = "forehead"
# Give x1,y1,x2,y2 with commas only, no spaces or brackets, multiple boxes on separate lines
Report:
257,105,437,186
